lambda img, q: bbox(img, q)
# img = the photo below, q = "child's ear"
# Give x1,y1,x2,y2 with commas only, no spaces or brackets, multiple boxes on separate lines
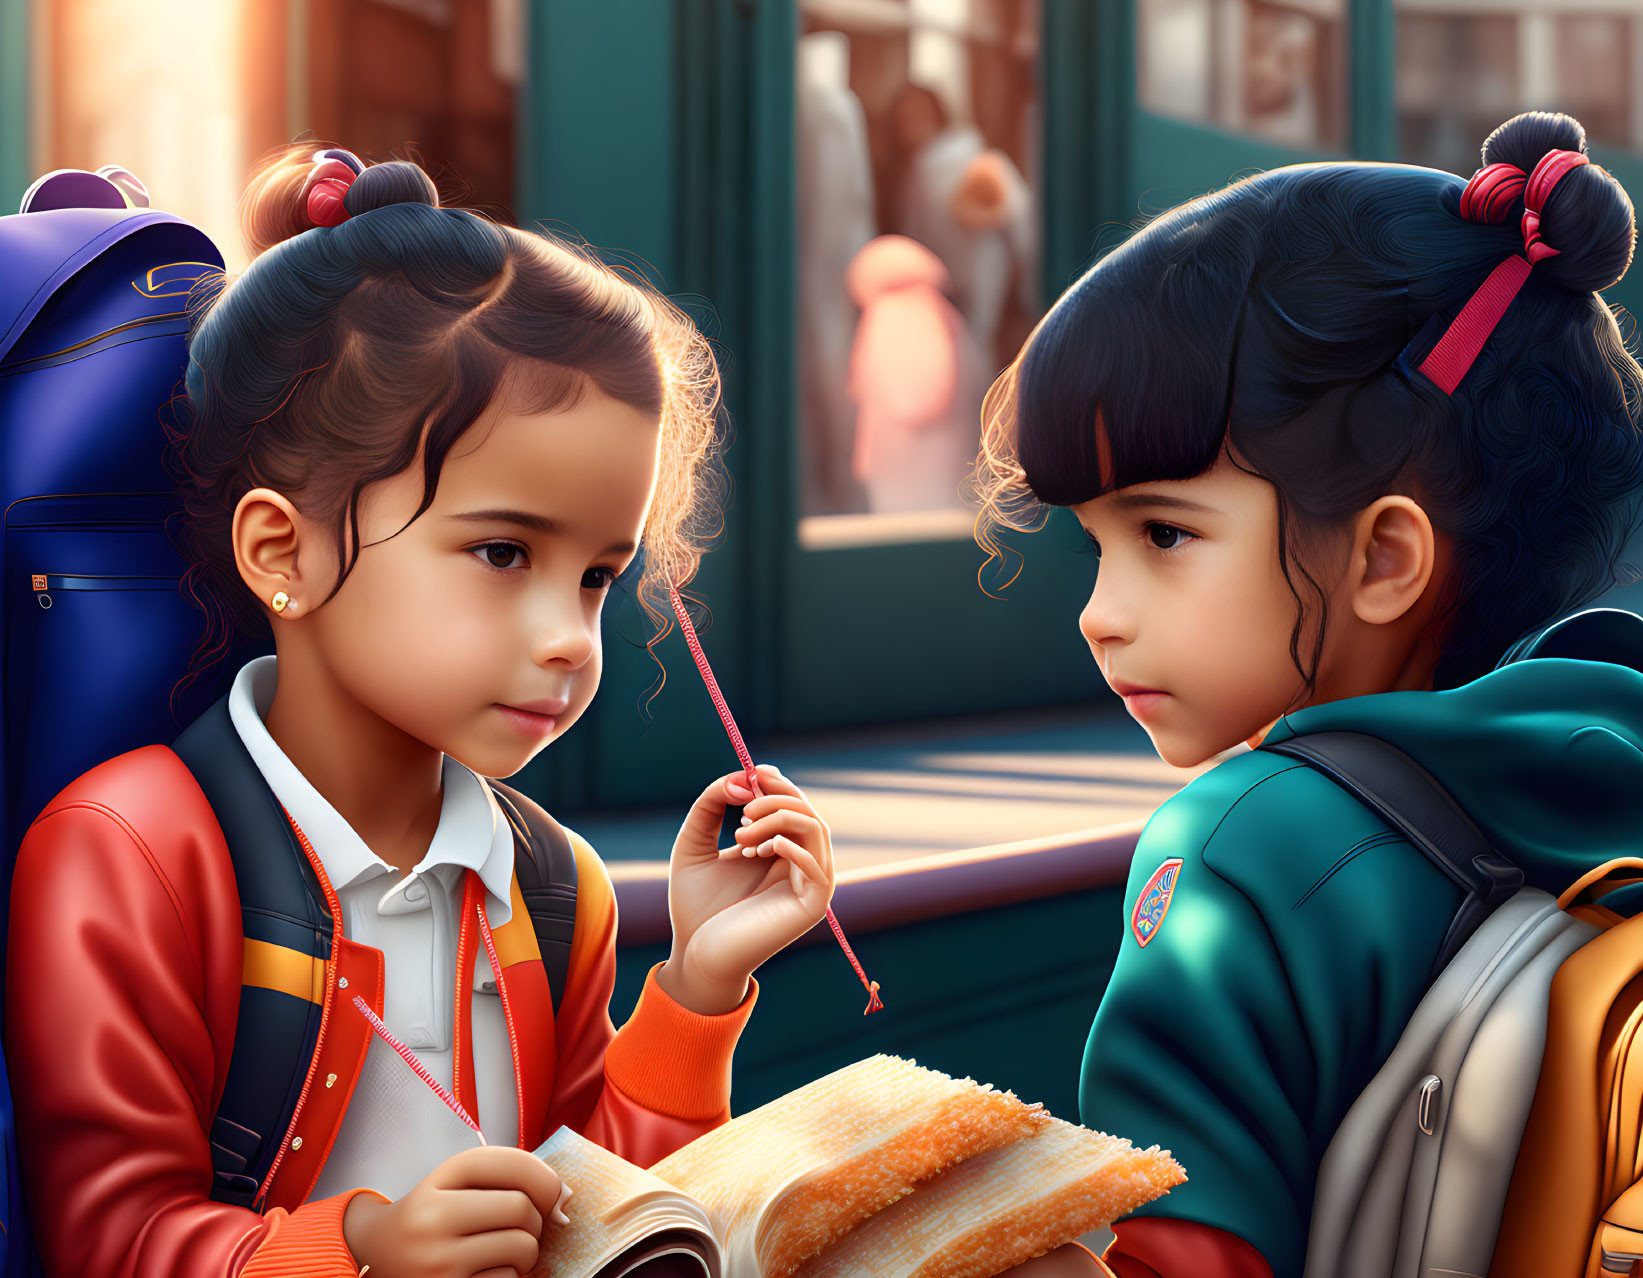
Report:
231,487,319,619
1347,495,1437,626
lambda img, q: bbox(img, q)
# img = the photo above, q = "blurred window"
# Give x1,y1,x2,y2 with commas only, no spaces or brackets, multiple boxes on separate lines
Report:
43,0,256,267
1396,0,1643,175
795,0,1043,543
1138,0,1348,150
44,0,523,269
303,0,521,223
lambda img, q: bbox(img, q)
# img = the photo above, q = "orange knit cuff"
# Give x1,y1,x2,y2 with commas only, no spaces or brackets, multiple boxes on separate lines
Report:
240,1186,389,1278
604,964,758,1121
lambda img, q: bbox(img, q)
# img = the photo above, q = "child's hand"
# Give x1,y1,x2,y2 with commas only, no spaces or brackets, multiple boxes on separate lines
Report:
342,1145,571,1278
660,763,836,1015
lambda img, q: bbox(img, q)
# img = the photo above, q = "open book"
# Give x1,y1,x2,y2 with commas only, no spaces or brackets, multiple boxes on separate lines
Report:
526,1055,1183,1278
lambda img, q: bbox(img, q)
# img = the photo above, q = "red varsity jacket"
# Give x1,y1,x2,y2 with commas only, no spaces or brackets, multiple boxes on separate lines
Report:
3,743,756,1278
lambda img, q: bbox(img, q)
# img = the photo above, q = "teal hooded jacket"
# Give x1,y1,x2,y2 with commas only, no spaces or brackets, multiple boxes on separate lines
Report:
1078,609,1643,1278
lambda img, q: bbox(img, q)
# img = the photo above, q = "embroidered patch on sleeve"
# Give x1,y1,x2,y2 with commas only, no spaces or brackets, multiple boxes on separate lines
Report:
1131,858,1183,948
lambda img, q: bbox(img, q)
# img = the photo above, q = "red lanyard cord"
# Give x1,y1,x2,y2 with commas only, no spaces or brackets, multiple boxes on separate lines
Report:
668,586,883,1015
351,994,487,1143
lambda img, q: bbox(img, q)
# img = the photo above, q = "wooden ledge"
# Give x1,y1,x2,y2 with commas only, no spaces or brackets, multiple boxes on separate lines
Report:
607,819,1146,947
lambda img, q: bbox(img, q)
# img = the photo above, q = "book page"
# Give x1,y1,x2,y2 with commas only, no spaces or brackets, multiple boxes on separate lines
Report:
526,1127,722,1278
794,1118,1186,1278
651,1055,1050,1278
589,1231,720,1278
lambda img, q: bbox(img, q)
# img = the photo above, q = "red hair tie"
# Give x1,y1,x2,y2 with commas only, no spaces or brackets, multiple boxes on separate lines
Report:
300,156,356,229
1458,162,1527,225
1522,149,1590,263
1415,148,1591,394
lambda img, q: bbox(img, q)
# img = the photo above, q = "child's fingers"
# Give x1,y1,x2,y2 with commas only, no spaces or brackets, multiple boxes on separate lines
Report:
433,1147,564,1230
738,806,832,880
717,830,826,885
734,808,826,856
436,1187,545,1239
737,792,823,824
735,799,826,841
746,763,802,799
750,834,828,888
678,770,759,846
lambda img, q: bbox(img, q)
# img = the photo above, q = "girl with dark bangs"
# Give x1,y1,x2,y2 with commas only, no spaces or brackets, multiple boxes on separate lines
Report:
5,146,837,1278
975,112,1643,1277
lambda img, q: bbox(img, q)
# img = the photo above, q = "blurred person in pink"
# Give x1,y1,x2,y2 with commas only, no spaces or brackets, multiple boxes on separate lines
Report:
847,234,987,514
890,85,1038,369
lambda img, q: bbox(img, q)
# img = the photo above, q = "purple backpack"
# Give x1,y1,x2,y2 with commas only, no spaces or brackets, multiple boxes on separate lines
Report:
0,167,236,1277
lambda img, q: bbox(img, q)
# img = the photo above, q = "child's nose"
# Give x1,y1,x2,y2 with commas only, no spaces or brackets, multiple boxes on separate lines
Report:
1079,582,1136,649
531,609,596,669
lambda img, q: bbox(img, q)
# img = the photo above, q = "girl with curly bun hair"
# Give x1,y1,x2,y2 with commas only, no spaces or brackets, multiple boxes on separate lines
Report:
975,112,1643,1277
5,144,836,1278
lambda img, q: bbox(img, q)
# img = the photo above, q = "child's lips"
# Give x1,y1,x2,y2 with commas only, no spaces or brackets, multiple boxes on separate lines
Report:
1122,691,1169,714
506,696,570,717
1110,681,1171,718
496,703,561,737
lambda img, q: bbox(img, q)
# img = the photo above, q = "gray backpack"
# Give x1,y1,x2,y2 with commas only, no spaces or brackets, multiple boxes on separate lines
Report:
1264,731,1594,1278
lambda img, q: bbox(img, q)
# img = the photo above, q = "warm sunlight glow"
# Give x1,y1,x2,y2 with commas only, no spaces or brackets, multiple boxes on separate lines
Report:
49,0,250,268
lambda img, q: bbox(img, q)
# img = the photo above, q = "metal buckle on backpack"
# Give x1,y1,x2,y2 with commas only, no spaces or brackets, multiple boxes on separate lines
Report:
1417,1075,1442,1136
1601,1249,1641,1274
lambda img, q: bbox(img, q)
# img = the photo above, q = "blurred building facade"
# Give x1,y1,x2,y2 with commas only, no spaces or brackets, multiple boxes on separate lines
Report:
3,0,1643,813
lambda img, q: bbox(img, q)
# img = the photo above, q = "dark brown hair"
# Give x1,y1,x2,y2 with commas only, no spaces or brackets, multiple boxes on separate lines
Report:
169,143,723,702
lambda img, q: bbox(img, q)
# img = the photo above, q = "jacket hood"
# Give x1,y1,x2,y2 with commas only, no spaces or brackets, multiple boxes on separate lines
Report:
1261,608,1643,896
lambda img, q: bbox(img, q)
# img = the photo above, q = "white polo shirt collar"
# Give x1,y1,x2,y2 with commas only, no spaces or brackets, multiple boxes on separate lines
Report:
226,656,514,925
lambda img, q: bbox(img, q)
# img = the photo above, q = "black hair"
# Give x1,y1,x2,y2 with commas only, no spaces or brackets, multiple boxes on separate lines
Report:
975,111,1643,690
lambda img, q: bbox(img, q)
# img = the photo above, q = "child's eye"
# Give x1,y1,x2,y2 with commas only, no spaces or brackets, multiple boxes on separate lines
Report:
1146,523,1196,552
582,566,619,591
471,541,528,571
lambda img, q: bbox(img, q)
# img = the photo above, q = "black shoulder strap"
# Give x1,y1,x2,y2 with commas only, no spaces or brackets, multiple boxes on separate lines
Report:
171,694,331,1211
172,701,579,1210
488,781,579,1014
1262,730,1523,975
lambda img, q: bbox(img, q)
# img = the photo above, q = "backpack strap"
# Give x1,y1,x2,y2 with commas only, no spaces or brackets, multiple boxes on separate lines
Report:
170,694,332,1210
1599,1179,1643,1276
1558,856,1643,912
171,703,578,1209
1262,730,1524,974
488,781,579,1014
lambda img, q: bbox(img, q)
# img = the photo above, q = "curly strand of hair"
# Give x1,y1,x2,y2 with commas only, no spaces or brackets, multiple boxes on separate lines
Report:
972,355,1043,597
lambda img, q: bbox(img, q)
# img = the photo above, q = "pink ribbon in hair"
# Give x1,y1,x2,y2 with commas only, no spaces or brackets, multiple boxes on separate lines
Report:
1418,148,1592,394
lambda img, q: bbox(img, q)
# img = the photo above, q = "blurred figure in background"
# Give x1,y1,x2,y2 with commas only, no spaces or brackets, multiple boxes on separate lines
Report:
1244,4,1324,149
890,84,1037,374
847,234,985,514
797,32,877,516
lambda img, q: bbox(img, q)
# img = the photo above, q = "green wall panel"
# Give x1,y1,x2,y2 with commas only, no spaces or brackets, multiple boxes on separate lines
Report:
0,0,27,212
1350,0,1397,161
1589,147,1643,336
519,1,677,279
516,0,755,812
782,510,1106,730
1131,110,1335,222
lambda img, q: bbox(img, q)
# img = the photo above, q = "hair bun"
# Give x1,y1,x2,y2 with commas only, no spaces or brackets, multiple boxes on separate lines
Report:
1478,111,1635,292
242,143,440,257
342,159,439,217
